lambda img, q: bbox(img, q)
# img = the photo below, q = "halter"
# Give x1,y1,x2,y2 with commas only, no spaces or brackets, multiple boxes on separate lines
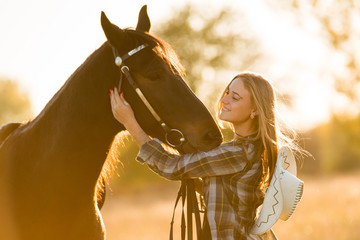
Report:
112,44,208,240
112,44,186,148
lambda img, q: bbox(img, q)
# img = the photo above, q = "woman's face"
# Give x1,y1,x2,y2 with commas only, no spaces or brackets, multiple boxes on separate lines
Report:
219,77,255,126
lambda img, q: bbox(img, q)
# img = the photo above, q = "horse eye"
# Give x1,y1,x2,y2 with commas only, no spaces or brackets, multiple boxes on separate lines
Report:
146,71,162,81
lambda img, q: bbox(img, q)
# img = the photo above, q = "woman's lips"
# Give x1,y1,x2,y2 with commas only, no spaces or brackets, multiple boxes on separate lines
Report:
222,106,230,112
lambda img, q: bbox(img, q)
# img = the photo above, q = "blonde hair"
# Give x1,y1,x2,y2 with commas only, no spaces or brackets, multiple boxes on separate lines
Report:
217,71,303,188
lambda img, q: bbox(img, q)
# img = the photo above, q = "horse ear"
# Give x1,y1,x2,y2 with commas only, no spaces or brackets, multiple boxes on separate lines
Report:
101,11,126,47
136,5,151,32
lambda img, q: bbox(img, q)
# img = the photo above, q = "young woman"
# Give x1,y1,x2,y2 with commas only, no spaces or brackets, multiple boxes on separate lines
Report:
110,71,300,239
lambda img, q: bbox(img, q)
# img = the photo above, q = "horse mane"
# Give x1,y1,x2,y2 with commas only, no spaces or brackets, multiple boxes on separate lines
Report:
0,122,22,147
95,131,129,208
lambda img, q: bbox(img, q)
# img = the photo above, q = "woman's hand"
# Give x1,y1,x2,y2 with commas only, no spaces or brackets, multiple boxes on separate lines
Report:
110,87,135,126
110,87,151,147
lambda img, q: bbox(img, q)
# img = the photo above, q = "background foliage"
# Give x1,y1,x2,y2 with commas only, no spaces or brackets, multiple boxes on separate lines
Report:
154,3,261,112
0,79,32,127
277,0,360,175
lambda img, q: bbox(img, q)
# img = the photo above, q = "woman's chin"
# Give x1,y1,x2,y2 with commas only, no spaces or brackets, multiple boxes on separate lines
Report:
219,113,228,122
219,116,225,122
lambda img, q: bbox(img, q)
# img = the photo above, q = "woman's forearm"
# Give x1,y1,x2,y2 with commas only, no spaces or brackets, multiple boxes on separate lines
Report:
123,121,151,147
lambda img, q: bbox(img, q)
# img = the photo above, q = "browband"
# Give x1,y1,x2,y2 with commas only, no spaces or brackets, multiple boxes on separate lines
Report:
113,44,148,67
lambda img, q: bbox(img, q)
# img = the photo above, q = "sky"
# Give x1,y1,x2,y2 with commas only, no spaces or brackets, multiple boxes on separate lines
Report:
0,0,347,131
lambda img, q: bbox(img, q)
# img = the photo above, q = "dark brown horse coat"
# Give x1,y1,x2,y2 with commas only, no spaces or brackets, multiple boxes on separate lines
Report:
0,6,222,240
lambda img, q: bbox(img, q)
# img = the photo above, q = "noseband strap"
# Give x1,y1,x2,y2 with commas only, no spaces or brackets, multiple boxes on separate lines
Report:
120,65,161,123
112,44,185,147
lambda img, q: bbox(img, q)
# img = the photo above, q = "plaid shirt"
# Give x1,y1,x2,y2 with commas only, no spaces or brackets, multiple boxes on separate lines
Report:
137,138,275,240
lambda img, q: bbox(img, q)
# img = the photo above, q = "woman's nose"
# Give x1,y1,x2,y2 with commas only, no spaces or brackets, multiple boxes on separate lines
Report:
221,95,229,104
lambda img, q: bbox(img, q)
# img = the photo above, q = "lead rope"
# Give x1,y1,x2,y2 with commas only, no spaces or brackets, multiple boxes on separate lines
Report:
190,181,203,238
170,180,207,240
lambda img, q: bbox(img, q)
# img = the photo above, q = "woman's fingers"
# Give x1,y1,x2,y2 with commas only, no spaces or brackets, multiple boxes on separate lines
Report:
120,92,130,106
112,87,121,105
109,87,135,125
112,86,129,106
110,87,131,112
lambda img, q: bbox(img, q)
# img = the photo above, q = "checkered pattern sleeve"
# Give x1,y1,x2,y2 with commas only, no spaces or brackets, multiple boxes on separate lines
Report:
136,138,249,180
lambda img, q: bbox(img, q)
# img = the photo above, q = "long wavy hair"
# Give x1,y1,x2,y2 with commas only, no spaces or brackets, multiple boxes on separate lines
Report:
217,72,306,232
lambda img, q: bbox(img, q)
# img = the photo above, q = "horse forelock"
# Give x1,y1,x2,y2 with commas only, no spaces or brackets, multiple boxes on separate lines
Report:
124,29,186,78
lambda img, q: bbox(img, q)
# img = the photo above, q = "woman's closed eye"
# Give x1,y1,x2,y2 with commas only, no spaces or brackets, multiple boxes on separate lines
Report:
232,92,241,101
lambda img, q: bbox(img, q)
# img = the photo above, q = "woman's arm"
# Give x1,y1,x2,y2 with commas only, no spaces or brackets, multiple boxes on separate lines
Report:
137,139,249,180
110,87,250,179
110,87,150,147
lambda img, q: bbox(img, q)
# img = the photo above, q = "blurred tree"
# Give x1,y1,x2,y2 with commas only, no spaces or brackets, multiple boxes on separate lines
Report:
303,115,360,174
153,3,260,113
269,0,360,106
0,79,32,126
264,0,360,175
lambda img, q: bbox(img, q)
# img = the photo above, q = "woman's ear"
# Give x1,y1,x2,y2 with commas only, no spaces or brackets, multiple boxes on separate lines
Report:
251,109,259,119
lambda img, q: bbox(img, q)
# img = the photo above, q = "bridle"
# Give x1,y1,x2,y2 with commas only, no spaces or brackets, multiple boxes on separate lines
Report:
112,44,185,148
112,44,208,240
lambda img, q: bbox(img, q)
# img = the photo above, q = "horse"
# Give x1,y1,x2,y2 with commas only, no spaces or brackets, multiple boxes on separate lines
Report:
0,5,222,240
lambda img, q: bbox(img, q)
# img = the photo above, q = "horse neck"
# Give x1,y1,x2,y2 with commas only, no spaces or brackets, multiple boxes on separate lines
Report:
29,42,124,184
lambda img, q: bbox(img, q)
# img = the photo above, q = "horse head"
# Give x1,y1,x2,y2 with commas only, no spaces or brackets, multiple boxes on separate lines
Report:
101,5,223,153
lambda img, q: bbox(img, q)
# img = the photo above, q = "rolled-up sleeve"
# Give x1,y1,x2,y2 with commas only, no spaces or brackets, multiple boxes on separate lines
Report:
136,139,250,180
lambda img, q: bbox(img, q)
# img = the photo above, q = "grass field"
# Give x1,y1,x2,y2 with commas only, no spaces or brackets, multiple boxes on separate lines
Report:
101,172,360,239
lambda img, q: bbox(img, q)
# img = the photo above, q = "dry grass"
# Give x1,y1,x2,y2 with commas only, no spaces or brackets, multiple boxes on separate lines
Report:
102,172,360,239
102,181,182,240
272,173,360,240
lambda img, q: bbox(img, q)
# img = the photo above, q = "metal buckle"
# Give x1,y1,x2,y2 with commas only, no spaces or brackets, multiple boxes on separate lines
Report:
165,128,186,147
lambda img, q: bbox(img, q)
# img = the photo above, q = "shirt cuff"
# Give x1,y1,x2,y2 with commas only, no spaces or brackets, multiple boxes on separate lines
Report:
136,138,163,164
